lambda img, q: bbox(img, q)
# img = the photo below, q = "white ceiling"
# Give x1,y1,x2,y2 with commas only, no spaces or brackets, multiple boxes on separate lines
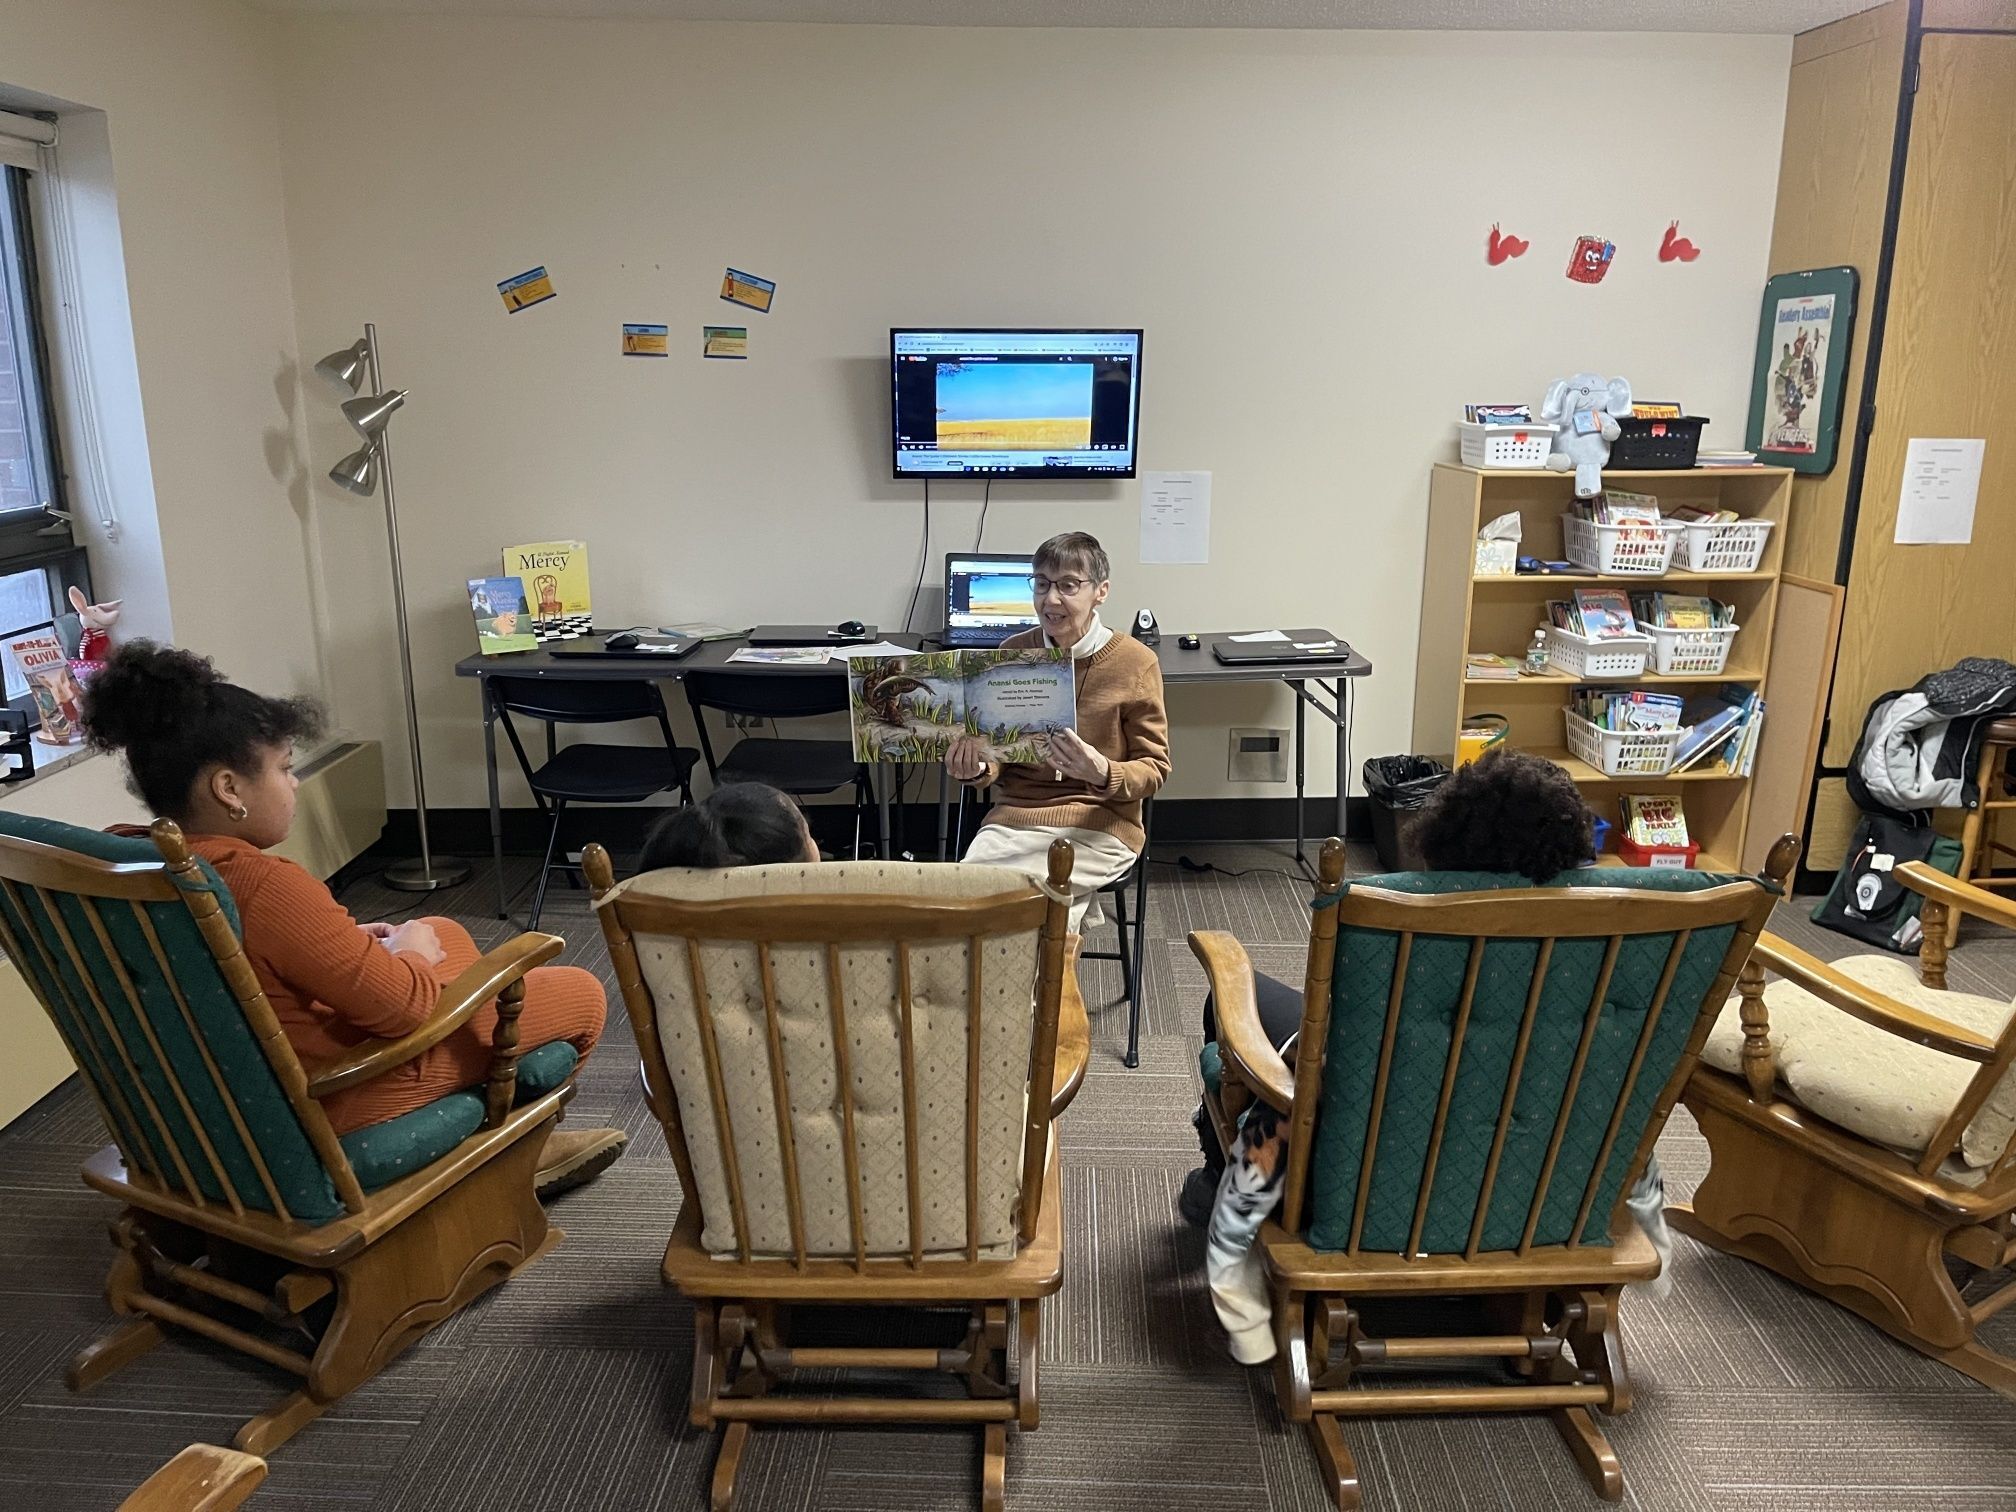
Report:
245,0,1874,36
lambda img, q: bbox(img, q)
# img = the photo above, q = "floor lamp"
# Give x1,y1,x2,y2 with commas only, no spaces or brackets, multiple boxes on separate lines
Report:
315,326,471,891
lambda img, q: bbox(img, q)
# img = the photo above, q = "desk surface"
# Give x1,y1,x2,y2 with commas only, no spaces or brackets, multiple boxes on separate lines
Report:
455,628,1371,683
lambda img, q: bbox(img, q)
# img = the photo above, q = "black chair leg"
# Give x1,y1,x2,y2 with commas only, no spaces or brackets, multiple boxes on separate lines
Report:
1127,861,1149,1070
1115,879,1141,1069
528,798,566,930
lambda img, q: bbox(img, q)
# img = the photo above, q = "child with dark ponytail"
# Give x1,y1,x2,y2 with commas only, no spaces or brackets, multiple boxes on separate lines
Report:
84,642,624,1197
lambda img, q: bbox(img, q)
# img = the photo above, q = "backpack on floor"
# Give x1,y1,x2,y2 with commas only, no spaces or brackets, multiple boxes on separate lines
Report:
1810,813,1964,955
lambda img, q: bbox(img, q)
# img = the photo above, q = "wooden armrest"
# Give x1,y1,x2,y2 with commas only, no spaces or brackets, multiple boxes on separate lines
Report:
119,1445,267,1512
1189,929,1294,1111
1898,861,2016,933
1051,937,1090,1118
1753,933,1999,1062
306,932,566,1098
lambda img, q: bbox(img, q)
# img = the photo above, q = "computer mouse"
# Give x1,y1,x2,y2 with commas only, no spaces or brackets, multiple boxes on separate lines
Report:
836,619,866,636
1178,633,1200,650
606,631,640,651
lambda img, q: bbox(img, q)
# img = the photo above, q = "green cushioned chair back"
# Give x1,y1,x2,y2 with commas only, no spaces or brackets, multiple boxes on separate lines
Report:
0,813,347,1223
1305,868,1758,1256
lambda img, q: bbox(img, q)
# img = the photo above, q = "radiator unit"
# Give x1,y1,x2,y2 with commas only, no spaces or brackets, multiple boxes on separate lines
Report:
271,739,386,880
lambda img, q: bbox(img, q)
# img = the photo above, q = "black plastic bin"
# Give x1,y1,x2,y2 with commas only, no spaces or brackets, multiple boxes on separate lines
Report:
1608,414,1707,470
1363,756,1450,873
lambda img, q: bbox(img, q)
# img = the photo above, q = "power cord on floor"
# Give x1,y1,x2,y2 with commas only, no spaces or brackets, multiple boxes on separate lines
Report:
1157,854,1312,883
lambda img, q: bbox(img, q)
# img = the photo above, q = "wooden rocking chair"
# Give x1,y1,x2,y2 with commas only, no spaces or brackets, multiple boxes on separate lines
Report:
585,839,1085,1512
0,813,580,1454
1674,861,2016,1398
1193,838,1784,1509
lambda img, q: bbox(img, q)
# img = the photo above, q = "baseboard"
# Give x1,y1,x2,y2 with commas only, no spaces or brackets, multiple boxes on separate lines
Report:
370,796,1371,862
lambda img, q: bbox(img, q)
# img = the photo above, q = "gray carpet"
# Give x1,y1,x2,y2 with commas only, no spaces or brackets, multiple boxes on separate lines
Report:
3,842,2015,1509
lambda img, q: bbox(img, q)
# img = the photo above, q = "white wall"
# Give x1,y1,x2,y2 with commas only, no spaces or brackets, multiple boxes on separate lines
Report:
0,0,326,703
275,18,1791,815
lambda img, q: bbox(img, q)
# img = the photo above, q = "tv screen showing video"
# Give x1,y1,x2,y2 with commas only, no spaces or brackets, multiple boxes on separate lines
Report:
891,329,1142,479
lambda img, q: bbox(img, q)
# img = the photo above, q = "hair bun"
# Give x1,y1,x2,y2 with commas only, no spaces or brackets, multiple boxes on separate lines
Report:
82,641,223,754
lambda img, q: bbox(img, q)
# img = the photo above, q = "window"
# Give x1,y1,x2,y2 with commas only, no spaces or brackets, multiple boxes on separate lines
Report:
0,162,86,714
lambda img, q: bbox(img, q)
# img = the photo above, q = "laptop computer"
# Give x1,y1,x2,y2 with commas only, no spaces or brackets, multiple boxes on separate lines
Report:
942,552,1040,648
1211,631,1354,666
549,632,699,659
748,624,878,647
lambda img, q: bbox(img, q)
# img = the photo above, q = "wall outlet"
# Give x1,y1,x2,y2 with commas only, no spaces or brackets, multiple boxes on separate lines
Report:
1228,727,1289,784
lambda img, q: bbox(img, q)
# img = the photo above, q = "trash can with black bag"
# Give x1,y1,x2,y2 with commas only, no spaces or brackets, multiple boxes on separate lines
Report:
1363,755,1451,872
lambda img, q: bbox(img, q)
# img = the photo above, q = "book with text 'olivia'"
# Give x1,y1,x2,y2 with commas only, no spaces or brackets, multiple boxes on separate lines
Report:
500,540,589,620
848,647,1074,765
7,633,84,745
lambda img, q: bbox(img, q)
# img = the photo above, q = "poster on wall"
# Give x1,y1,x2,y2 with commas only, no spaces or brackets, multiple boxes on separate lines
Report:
1746,266,1857,475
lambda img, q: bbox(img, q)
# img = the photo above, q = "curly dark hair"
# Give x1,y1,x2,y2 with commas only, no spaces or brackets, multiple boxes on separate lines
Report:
640,782,812,871
82,641,325,820
1416,748,1593,883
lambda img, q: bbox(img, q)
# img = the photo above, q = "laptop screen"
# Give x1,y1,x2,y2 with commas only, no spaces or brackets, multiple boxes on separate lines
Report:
945,554,1039,636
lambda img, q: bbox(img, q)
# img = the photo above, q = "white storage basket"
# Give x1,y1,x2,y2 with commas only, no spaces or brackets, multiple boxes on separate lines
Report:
1639,619,1740,676
1560,514,1683,576
1544,625,1651,680
1563,710,1683,777
1459,421,1559,470
1674,518,1775,573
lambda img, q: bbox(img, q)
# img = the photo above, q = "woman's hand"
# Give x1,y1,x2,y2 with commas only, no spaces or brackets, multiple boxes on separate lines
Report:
1048,727,1111,786
385,919,446,967
946,735,988,783
357,920,396,941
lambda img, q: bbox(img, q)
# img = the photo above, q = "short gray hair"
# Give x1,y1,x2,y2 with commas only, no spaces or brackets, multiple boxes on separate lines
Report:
1032,531,1110,585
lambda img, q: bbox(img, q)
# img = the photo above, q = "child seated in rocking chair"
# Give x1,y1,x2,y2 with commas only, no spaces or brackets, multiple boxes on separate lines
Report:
1204,749,1677,1365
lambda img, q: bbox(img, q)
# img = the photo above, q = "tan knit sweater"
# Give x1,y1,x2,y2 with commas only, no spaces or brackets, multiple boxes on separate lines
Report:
972,628,1170,851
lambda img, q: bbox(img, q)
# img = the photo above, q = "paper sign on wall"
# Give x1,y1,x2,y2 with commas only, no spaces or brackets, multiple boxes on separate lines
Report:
621,324,669,357
497,266,556,313
1895,438,1985,544
1140,471,1211,565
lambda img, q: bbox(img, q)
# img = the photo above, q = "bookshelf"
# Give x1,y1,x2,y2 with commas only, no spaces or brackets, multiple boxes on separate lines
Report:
1413,463,1796,874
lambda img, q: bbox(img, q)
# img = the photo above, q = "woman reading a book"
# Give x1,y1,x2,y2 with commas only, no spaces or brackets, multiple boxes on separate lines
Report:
945,532,1170,934
83,643,626,1198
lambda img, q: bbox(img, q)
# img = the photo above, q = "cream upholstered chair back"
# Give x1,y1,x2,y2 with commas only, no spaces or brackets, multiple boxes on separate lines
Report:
596,856,1071,1264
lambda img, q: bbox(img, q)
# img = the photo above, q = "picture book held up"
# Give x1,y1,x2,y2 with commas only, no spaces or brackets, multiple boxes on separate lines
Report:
848,647,1074,765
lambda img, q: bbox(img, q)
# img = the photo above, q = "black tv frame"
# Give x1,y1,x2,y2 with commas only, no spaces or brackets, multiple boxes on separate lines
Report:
890,327,1143,481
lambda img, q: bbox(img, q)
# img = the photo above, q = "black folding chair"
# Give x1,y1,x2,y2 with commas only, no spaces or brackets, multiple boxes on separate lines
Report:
489,676,699,927
955,788,1153,1067
682,670,879,858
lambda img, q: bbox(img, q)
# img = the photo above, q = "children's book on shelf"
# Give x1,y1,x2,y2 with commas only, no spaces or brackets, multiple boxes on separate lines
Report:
1464,403,1533,425
1668,504,1741,524
1464,653,1525,681
848,647,1074,764
1629,402,1684,421
1572,687,1684,732
1557,588,1638,639
500,540,590,620
6,633,83,745
1669,685,1764,774
1630,592,1732,630
467,577,536,655
1621,794,1690,847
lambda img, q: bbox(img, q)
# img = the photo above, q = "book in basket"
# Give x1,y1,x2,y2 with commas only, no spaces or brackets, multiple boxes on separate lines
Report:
7,633,85,745
849,647,1074,764
500,540,589,621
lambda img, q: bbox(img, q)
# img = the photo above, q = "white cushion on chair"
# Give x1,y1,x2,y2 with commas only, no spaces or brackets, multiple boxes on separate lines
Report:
1703,953,2016,1167
624,861,1043,1259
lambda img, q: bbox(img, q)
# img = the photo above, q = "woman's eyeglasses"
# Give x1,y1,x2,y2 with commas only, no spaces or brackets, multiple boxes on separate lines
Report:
1030,576,1091,599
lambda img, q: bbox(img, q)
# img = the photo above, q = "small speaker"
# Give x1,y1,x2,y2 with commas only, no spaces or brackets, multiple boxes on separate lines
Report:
1131,608,1161,646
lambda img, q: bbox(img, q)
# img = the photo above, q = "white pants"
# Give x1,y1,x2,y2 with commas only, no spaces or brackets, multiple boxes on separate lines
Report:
962,823,1138,934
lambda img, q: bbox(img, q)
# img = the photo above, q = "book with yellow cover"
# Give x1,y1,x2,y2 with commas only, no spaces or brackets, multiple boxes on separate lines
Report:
500,540,590,620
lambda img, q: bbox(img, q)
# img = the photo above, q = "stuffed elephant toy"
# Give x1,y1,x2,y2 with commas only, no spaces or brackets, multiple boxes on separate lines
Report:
1540,373,1633,496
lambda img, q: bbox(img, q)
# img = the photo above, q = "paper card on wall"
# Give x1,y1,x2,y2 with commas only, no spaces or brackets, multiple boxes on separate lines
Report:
1895,438,1985,544
621,323,668,357
497,266,557,313
1139,470,1211,565
703,325,748,359
720,268,776,313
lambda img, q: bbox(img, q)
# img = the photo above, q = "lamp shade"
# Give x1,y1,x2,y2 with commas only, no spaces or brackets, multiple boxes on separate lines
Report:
313,336,371,394
341,388,406,441
329,444,378,496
